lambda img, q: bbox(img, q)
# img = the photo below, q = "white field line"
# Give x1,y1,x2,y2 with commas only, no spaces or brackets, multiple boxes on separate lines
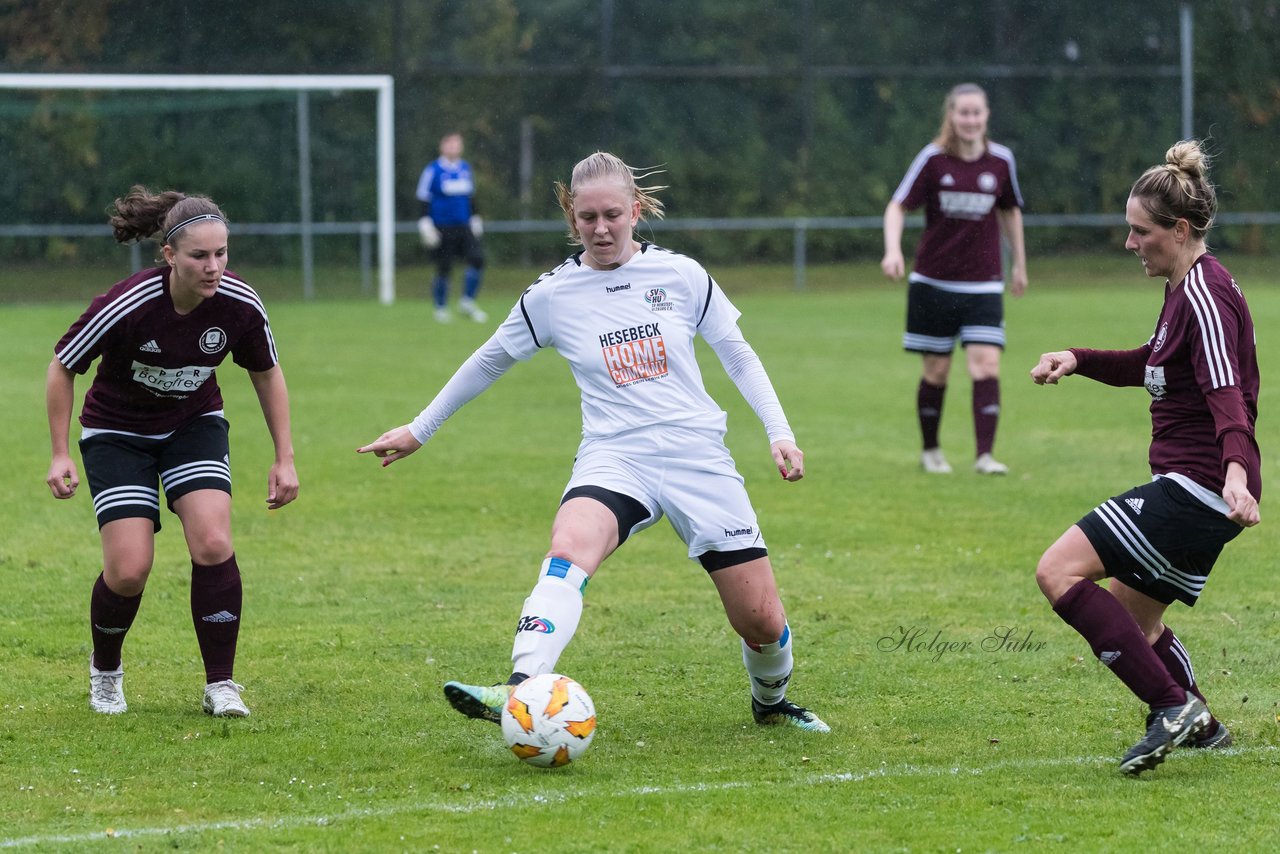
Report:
2,746,1269,848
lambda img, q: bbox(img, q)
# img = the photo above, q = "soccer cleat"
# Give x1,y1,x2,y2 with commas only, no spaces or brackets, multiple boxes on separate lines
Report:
202,680,250,717
1187,722,1233,749
458,298,488,323
89,660,127,714
433,307,452,323
1120,697,1209,775
920,448,953,474
751,697,831,733
973,453,1009,475
444,681,513,725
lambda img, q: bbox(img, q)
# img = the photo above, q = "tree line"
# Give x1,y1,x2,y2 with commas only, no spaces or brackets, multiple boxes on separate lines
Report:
2,0,1277,263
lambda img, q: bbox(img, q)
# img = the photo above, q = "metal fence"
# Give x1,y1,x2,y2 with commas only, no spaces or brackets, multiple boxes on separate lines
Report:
6,211,1280,299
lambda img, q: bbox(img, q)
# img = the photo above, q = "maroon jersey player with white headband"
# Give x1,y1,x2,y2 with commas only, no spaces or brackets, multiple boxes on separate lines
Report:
1031,140,1259,776
46,186,299,718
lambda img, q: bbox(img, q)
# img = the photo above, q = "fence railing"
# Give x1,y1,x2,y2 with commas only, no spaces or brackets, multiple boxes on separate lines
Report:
6,213,1280,296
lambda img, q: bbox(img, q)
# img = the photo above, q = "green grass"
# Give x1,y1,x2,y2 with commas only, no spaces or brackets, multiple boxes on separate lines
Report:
3,256,1280,851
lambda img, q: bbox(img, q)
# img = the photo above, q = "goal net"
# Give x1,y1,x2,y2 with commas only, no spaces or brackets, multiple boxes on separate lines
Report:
0,74,397,303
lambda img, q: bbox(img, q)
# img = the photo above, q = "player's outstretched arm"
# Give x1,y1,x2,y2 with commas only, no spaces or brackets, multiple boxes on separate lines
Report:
771,439,805,482
357,426,423,467
45,358,80,499
1030,350,1078,385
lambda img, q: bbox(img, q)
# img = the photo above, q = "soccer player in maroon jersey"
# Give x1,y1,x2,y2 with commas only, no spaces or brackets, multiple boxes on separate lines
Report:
1031,140,1259,775
882,83,1028,475
45,186,299,717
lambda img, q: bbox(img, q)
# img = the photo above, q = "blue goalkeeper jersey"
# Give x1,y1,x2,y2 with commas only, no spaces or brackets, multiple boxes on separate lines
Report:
415,157,476,226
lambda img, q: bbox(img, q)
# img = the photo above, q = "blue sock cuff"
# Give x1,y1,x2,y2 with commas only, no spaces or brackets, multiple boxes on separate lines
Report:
541,557,589,594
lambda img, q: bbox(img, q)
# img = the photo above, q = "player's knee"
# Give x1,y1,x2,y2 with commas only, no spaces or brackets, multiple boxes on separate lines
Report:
104,564,151,596
1035,550,1072,603
733,611,787,647
188,531,233,566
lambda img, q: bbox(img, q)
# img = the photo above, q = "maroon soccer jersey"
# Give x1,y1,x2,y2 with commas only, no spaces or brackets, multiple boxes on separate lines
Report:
1071,254,1261,500
892,142,1024,292
55,266,278,434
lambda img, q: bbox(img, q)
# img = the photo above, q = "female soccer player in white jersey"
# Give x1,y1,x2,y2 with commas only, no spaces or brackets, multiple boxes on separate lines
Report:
882,83,1028,475
46,187,299,717
1031,141,1259,775
359,151,828,733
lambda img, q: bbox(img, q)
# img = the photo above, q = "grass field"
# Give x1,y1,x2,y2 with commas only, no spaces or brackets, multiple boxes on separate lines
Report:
3,256,1280,851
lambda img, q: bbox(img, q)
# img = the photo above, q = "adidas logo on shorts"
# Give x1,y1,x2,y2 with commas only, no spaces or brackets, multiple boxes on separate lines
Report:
1125,498,1144,515
1100,651,1122,665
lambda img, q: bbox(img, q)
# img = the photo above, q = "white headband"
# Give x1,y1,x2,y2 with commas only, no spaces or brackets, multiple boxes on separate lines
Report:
164,213,226,243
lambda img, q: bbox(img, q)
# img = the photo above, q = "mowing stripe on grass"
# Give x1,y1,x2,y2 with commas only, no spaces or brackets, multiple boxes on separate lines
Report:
2,746,1267,848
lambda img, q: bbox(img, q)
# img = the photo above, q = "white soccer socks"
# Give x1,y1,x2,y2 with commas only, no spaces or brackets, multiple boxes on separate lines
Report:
741,623,794,705
510,557,589,678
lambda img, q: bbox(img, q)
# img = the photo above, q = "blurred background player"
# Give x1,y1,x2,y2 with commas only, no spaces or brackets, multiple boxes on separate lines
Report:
416,131,487,323
46,186,299,717
361,151,828,733
1031,140,1258,775
881,83,1027,475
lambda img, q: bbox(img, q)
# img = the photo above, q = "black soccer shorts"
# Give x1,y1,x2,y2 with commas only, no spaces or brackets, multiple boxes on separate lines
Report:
80,415,232,531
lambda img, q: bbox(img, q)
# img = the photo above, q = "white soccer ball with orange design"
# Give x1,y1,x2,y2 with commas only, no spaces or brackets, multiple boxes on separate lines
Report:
500,673,597,767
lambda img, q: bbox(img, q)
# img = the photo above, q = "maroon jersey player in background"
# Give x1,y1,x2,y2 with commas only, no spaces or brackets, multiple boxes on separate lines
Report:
45,186,299,718
882,82,1028,476
1031,140,1259,776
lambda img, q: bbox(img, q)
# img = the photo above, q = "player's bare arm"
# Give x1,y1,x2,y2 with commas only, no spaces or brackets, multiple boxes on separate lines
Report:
45,357,80,498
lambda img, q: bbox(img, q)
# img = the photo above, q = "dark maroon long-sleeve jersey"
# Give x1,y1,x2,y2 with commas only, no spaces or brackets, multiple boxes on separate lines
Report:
55,266,278,434
1070,253,1260,501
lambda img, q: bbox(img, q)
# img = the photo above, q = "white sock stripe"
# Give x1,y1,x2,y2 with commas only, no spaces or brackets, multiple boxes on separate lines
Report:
1167,636,1197,686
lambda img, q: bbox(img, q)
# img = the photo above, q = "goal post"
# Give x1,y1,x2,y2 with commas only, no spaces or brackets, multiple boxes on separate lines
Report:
0,73,397,304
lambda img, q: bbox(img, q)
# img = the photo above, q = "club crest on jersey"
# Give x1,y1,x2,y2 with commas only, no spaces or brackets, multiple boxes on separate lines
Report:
644,287,672,312
978,172,998,193
199,327,227,354
1153,322,1169,352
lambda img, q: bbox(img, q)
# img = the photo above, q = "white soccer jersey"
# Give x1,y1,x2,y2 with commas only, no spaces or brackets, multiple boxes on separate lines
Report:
495,244,742,440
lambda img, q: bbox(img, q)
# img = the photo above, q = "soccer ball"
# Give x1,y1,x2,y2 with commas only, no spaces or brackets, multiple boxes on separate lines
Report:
500,673,597,768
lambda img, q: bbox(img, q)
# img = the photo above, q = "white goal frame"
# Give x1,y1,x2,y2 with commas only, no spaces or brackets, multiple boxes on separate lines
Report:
0,73,397,304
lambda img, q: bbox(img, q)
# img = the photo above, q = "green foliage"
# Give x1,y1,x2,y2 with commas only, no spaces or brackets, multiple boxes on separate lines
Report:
3,254,1280,850
5,1,1280,266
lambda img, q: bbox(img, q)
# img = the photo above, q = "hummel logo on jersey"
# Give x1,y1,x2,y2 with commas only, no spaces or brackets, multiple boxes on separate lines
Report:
201,610,239,623
1100,651,1121,665
94,624,127,635
940,173,956,187
140,339,162,353
605,283,631,294
1126,498,1144,515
